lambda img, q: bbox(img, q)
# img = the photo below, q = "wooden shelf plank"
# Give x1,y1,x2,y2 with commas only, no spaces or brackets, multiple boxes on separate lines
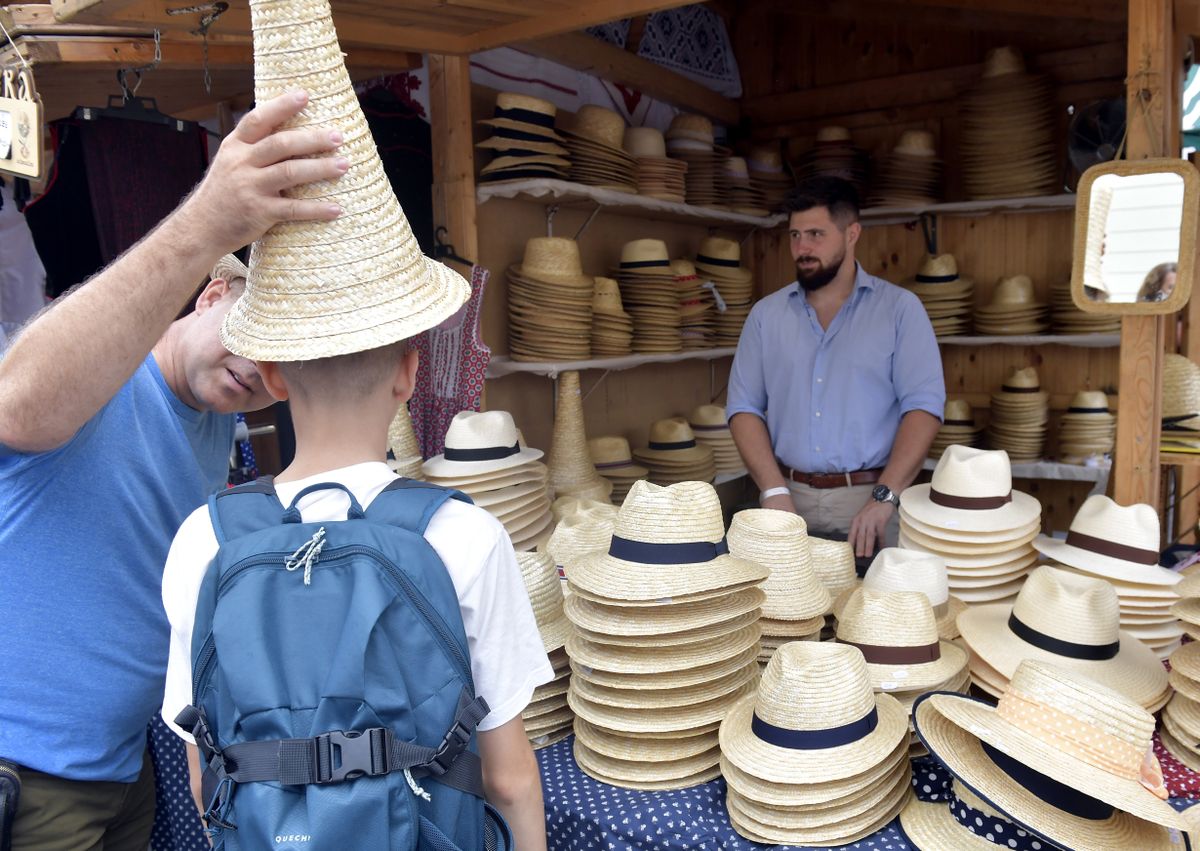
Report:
487,348,737,379
937,333,1120,348
1161,452,1200,467
860,194,1078,226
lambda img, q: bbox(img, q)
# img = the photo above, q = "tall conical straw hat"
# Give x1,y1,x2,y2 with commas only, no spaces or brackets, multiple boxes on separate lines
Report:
222,0,470,360
547,371,612,500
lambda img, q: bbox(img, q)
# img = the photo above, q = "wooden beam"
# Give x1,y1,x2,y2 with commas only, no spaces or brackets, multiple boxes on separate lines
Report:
878,0,1126,23
1178,0,1200,37
462,0,691,53
428,53,478,283
520,32,740,125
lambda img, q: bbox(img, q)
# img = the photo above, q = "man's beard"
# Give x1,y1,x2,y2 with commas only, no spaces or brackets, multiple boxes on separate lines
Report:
795,250,844,292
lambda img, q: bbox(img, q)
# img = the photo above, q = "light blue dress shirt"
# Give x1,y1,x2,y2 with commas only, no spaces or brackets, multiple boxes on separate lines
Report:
727,264,945,474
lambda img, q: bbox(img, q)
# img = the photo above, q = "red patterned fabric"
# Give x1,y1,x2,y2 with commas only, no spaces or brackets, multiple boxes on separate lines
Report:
1155,731,1200,798
410,264,490,458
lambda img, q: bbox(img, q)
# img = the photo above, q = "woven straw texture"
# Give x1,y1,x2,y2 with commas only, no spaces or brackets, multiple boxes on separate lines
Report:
727,509,831,620
516,551,573,653
546,371,612,498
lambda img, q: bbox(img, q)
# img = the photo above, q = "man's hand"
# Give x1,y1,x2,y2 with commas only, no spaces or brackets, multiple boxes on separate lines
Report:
181,89,348,254
849,499,893,559
760,493,797,514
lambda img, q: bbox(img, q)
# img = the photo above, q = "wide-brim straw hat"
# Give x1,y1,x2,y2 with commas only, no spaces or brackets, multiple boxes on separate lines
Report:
422,410,543,477
223,0,470,360
727,509,831,620
564,586,763,635
1033,494,1178,587
902,445,1041,532
956,565,1168,708
913,661,1187,840
719,642,909,785
516,551,572,653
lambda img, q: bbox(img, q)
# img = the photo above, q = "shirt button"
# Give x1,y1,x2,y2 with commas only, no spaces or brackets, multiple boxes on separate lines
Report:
815,446,822,452
815,411,822,418
817,378,823,383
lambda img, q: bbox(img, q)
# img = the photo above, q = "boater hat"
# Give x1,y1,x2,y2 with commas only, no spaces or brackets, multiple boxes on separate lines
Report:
422,410,543,477
833,548,966,641
477,92,563,140
902,446,1041,533
1034,495,1179,587
222,0,469,360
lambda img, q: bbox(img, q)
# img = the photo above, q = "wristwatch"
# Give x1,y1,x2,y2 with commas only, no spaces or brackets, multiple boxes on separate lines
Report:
872,484,900,508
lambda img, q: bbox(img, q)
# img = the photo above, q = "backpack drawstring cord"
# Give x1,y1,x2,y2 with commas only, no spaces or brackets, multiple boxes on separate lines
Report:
284,527,326,586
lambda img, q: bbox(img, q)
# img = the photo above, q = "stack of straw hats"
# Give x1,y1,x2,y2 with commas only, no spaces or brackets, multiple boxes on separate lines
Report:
960,46,1058,200
747,144,794,212
624,127,686,203
901,254,974,338
546,371,613,504
545,500,617,591
832,548,967,642
386,402,424,479
793,127,870,198
973,275,1049,335
727,510,831,665
613,239,682,354
721,157,769,217
900,446,1043,604
476,93,570,183
1050,279,1122,334
930,398,983,458
563,480,768,789
910,660,1186,850
1161,353,1200,452
869,130,942,207
517,551,575,749
719,642,913,845
1057,390,1116,462
506,237,593,362
695,237,755,347
1035,495,1182,659
1173,572,1200,642
589,277,633,357
587,436,648,505
423,411,554,551
1163,591,1200,771
957,565,1171,711
688,404,744,476
665,113,724,208
987,367,1048,461
673,259,715,349
562,105,637,193
632,418,716,485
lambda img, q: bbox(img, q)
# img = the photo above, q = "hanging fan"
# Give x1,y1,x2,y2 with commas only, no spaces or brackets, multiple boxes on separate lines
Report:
1068,98,1126,173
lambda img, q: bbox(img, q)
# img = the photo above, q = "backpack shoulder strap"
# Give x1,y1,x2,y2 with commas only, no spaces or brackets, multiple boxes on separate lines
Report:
364,477,473,535
207,476,285,545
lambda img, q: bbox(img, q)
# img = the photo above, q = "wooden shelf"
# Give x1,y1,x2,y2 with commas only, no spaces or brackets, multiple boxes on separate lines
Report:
937,333,1120,348
486,348,737,379
1161,452,1200,467
861,194,1077,226
476,178,786,229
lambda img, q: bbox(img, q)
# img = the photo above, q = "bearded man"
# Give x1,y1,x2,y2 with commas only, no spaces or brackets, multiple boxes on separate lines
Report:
727,176,945,560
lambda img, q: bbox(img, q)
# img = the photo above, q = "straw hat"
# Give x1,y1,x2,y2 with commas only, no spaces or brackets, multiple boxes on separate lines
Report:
833,548,966,641
516,551,572,653
567,480,768,602
634,418,714,464
719,641,909,784
223,0,470,361
727,509,832,621
695,236,753,283
665,113,714,146
956,565,1169,708
422,410,543,477
747,145,784,174
211,253,249,285
569,105,627,151
902,254,973,291
477,92,562,139
836,588,967,691
511,237,592,287
1034,495,1179,587
808,537,858,596
914,660,1186,844
546,371,612,500
902,446,1041,533
623,127,667,159
816,126,852,144
1162,354,1200,423
617,239,673,275
386,401,423,479
588,436,649,478
893,130,936,157
982,45,1026,79
545,506,615,583
984,275,1039,307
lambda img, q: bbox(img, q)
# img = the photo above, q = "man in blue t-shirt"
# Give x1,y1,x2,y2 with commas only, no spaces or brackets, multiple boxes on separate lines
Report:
0,90,350,849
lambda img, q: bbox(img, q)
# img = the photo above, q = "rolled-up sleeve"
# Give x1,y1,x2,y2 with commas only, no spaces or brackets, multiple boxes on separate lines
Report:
726,304,768,423
891,293,945,420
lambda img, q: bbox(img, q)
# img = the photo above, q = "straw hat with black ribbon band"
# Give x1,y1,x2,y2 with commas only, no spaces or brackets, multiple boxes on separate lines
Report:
588,435,649,479
902,445,1042,533
695,236,753,284
902,253,974,294
1162,353,1200,429
834,548,966,641
956,565,1169,710
912,660,1187,850
477,92,563,140
1034,495,1178,586
422,410,543,477
545,504,615,587
222,0,470,361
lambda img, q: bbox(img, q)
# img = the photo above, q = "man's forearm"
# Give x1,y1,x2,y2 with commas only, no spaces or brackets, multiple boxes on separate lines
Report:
730,412,787,492
880,409,942,493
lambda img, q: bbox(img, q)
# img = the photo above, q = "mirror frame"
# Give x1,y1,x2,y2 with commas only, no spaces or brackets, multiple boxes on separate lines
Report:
1070,157,1199,315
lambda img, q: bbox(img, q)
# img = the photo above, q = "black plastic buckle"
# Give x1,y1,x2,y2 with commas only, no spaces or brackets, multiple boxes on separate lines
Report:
313,730,382,784
428,719,472,777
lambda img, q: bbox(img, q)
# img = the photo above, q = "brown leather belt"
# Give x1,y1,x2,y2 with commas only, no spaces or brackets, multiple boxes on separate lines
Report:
779,464,884,489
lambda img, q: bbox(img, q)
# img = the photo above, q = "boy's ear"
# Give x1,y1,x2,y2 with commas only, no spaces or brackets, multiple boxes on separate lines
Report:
394,347,419,403
194,277,232,314
255,361,290,402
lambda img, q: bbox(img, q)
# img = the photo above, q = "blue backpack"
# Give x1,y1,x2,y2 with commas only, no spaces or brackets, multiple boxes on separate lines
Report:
175,477,513,851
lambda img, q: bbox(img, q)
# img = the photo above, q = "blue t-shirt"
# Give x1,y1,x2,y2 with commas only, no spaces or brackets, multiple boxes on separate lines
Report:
0,354,233,782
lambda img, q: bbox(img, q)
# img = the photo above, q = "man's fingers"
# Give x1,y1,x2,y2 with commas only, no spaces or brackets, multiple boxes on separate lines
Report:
234,90,310,145
260,156,349,193
248,127,344,169
265,197,343,224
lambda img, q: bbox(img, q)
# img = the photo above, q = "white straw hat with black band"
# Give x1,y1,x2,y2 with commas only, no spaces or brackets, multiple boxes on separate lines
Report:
422,410,543,477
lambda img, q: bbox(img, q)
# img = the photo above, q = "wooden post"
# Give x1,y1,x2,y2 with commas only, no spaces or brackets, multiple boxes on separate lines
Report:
1112,0,1178,509
428,53,478,268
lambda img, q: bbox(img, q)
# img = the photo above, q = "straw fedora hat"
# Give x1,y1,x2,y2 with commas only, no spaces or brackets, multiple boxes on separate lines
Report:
688,404,732,434
809,536,858,595
223,1,469,361
665,113,714,145
1162,353,1200,423
893,130,937,157
567,480,768,602
833,548,966,640
957,565,1169,708
568,104,626,151
695,237,752,283
983,274,1039,308
588,435,648,478
422,410,543,477
836,588,967,691
902,446,1041,533
727,509,832,621
1063,389,1113,417
1034,495,1179,587
719,642,909,784
545,508,615,582
747,145,784,174
516,551,572,652
477,92,562,139
617,239,673,275
591,277,630,318
623,127,667,159
902,254,973,291
211,253,249,285
981,45,1027,79
634,418,714,464
386,401,422,476
512,237,592,287
914,660,1187,844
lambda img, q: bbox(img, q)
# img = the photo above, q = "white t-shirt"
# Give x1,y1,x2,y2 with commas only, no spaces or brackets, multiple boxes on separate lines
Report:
161,462,554,740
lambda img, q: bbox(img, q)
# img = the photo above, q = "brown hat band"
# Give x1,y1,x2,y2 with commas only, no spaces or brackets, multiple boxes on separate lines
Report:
929,488,1012,510
838,639,941,665
1065,530,1158,566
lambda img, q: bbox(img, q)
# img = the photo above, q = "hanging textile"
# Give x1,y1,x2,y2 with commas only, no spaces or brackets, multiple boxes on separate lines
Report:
146,717,208,851
410,265,491,458
0,178,46,329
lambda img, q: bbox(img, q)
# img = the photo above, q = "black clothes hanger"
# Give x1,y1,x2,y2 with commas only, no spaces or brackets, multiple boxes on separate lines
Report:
432,226,475,268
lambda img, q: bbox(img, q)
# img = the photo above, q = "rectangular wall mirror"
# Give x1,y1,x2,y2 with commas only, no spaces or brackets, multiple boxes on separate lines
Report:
1071,158,1199,315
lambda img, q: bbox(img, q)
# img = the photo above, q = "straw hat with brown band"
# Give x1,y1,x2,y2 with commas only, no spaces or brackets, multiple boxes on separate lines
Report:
901,445,1042,533
832,548,966,641
1034,495,1178,587
912,660,1187,850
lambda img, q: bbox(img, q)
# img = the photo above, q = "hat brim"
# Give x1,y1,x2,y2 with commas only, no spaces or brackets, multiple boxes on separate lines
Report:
725,777,911,846
565,623,761,674
914,692,1189,837
563,586,764,636
422,446,544,477
568,677,755,733
898,797,1003,851
537,612,573,653
901,507,1041,544
568,550,768,601
573,737,721,787
900,483,1042,533
956,604,1168,708
1033,535,1181,587
477,116,563,141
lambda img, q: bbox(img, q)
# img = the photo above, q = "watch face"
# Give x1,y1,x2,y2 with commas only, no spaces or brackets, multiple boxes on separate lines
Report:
872,484,890,501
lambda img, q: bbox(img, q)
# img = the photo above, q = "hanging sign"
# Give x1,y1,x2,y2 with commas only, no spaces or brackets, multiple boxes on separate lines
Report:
0,65,43,180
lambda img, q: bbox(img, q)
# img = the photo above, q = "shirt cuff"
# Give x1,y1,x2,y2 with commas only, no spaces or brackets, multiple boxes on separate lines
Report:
477,659,555,732
725,405,767,425
900,398,945,422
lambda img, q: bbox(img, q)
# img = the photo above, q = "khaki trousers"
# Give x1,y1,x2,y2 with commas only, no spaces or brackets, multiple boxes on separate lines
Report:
786,481,900,549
